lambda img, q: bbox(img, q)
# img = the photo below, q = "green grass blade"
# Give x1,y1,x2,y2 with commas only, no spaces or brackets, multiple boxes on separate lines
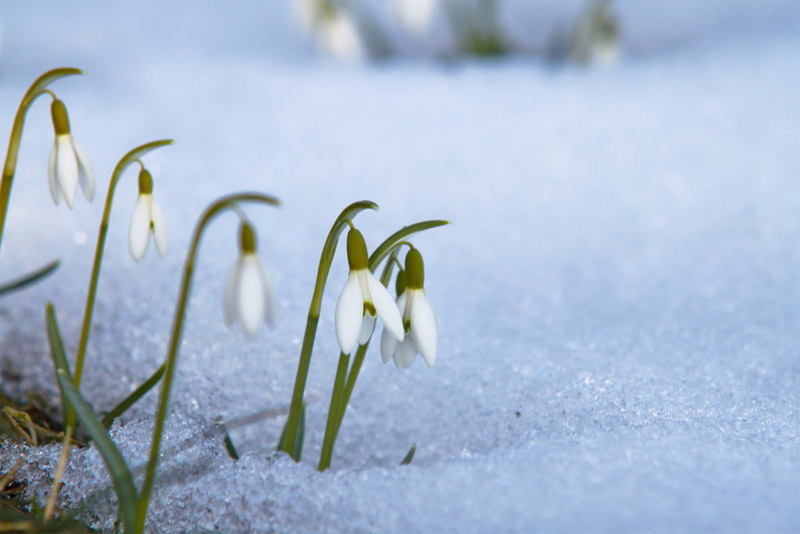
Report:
55,369,138,533
45,302,73,427
101,363,165,429
369,220,449,270
0,259,60,297
400,444,416,465
224,432,240,460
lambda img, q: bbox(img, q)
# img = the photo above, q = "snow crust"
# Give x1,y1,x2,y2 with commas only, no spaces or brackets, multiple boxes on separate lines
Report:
1,2,798,532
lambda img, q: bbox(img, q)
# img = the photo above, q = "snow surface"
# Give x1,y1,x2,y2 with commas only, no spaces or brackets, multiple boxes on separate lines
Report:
1,1,799,532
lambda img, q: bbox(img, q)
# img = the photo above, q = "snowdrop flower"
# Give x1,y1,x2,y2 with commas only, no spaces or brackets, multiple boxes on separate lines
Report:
381,247,437,368
223,221,277,337
295,0,366,60
128,169,167,262
393,0,438,35
335,228,404,355
48,98,94,209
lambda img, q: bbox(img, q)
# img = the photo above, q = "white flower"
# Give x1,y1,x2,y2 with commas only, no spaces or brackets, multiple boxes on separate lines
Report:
380,248,437,368
393,0,438,35
335,228,404,355
128,169,167,262
48,99,94,209
223,222,277,338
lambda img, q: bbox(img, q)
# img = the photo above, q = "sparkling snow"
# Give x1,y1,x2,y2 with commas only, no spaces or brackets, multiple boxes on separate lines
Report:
1,1,798,532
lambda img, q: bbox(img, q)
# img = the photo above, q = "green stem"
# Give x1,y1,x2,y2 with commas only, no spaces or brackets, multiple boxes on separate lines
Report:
280,200,378,459
318,352,350,471
330,250,398,448
0,67,83,252
72,140,174,396
136,192,280,532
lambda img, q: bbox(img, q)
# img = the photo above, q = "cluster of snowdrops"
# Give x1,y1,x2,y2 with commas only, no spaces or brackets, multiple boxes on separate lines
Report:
0,68,447,532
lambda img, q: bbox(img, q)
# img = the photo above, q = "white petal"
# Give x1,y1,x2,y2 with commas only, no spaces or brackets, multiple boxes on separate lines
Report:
259,260,278,327
393,337,418,368
367,273,404,343
149,197,167,256
48,141,60,205
128,195,151,262
237,255,267,338
222,261,239,328
358,314,376,345
334,272,363,355
72,139,95,201
55,135,79,209
410,289,437,367
380,326,397,363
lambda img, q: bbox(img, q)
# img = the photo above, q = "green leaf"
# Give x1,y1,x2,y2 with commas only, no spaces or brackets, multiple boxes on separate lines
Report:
224,432,240,460
101,363,166,429
0,259,60,297
45,302,73,427
55,369,138,534
400,444,416,465
369,220,450,271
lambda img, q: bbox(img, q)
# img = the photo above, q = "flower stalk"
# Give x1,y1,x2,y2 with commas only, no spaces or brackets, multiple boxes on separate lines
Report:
279,200,378,459
136,192,280,531
72,140,174,394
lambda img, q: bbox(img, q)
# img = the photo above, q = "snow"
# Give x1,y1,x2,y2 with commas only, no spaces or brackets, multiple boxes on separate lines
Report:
1,1,799,532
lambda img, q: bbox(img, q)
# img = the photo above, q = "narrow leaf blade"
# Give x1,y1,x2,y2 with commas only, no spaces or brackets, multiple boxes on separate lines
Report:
0,259,60,297
55,369,138,533
400,444,416,465
45,302,72,427
101,363,166,429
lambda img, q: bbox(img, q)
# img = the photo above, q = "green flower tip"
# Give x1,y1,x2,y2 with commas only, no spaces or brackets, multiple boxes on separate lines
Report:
138,169,153,194
395,268,407,296
240,221,257,253
51,99,71,135
347,228,369,270
405,248,424,289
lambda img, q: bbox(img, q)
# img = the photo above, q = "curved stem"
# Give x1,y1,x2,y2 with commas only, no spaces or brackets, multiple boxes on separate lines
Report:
72,139,174,394
0,67,83,251
280,200,378,459
136,192,280,532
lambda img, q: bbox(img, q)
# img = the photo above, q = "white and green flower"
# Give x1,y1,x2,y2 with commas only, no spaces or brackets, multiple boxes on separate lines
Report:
335,228,404,355
223,221,277,337
381,248,437,368
48,98,94,208
128,169,166,262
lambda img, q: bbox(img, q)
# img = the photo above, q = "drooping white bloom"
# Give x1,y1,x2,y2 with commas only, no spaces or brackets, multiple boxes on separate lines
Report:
48,99,94,209
294,0,366,61
381,248,438,368
223,221,277,338
393,0,438,35
335,228,404,355
128,169,167,262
